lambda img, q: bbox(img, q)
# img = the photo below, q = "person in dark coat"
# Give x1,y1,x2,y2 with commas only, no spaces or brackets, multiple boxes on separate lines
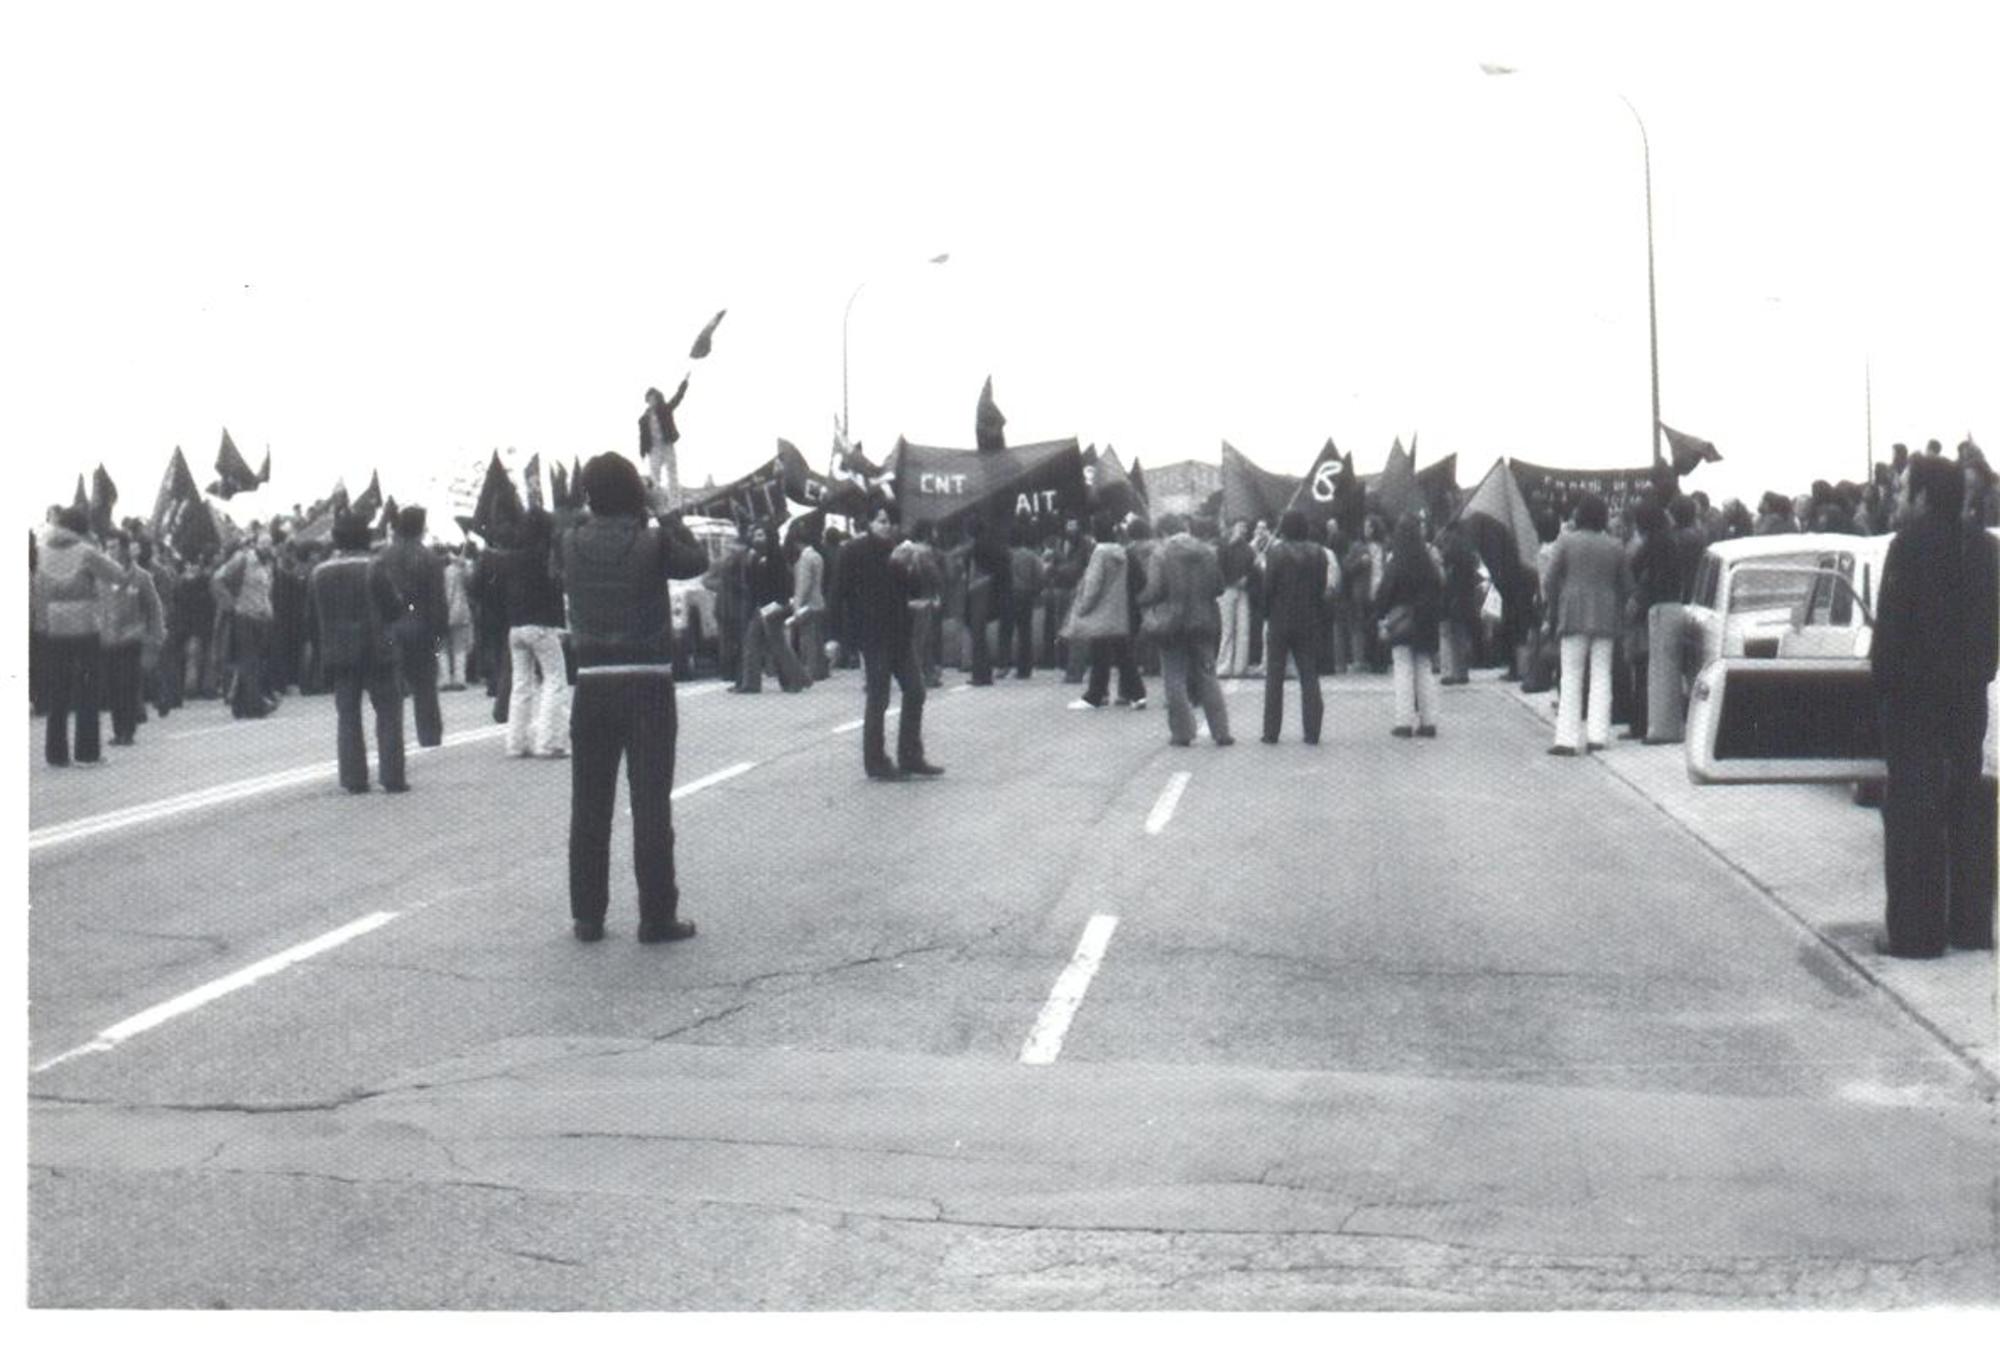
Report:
1437,521,1483,685
638,379,689,496
960,514,1009,686
1374,512,1445,738
1871,453,1999,957
556,453,711,944
1259,509,1328,744
1621,498,1679,741
836,501,942,781
378,505,449,747
1135,515,1234,748
733,521,806,693
310,512,408,793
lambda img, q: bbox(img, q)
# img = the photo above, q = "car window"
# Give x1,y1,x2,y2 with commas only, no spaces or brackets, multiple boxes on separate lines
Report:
1804,553,1856,626
1726,554,1818,613
1694,556,1719,607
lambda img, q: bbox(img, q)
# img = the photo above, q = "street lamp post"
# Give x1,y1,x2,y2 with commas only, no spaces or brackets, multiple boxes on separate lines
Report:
1484,66,1663,467
841,253,950,440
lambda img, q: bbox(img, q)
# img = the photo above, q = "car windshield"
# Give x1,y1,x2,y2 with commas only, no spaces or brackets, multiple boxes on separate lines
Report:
1727,554,1820,612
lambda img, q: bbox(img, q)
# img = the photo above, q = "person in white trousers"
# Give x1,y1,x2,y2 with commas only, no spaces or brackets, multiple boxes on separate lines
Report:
498,510,573,758
1540,493,1632,756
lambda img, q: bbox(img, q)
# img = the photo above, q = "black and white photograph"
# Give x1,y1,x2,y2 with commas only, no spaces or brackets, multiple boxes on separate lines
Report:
12,0,2000,1324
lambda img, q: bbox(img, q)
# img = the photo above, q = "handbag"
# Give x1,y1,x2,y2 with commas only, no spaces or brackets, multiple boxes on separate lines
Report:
1378,603,1415,647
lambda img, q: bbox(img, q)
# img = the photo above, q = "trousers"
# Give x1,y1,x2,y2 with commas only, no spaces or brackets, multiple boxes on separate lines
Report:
1262,623,1323,743
507,624,574,755
1556,633,1615,749
569,670,681,928
1881,695,1996,955
328,656,407,791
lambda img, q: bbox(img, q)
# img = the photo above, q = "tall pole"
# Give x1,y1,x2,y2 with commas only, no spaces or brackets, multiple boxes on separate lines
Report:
840,279,868,440
841,254,950,445
1864,355,1874,482
1615,92,1664,469
1486,67,1663,469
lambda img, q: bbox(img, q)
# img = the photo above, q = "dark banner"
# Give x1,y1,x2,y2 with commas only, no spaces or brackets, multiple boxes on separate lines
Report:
686,454,791,527
892,437,1086,532
1508,458,1659,522
1219,441,1301,526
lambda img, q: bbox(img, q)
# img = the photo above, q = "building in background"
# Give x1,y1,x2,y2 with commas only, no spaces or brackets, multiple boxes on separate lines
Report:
1142,459,1222,521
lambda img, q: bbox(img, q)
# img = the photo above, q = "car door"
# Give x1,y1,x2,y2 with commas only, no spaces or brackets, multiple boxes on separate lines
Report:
1686,565,1886,784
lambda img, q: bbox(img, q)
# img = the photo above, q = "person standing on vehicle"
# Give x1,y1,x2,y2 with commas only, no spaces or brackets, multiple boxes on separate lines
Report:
557,453,711,943
1870,453,1999,957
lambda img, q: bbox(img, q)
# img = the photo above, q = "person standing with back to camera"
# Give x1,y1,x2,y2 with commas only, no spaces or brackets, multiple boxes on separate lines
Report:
1870,452,1998,957
557,454,711,944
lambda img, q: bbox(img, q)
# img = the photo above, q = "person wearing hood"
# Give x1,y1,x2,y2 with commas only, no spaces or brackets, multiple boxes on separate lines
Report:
98,532,166,747
31,507,126,766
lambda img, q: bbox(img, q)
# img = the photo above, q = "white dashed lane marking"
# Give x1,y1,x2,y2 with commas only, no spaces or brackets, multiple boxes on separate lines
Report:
1020,914,1120,1066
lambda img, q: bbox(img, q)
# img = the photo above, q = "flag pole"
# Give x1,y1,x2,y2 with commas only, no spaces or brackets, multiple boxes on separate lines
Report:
1864,355,1873,484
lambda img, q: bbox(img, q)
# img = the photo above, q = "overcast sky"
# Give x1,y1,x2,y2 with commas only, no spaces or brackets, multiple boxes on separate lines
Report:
7,1,1996,528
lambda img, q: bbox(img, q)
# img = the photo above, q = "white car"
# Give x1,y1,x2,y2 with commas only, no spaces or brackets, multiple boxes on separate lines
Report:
667,516,739,664
1683,533,1890,667
1685,528,1999,785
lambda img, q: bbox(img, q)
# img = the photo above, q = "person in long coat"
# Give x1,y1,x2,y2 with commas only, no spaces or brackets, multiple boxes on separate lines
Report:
1871,453,1999,957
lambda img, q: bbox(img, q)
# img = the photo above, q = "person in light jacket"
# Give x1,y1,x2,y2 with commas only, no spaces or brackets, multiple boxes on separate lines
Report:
1541,493,1634,755
788,526,829,683
31,507,126,765
1063,512,1144,709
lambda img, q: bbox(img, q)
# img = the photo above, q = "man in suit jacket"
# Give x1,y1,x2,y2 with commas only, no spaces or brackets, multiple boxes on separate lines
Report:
1259,509,1328,745
378,505,450,747
311,512,408,793
1136,514,1234,749
836,502,942,781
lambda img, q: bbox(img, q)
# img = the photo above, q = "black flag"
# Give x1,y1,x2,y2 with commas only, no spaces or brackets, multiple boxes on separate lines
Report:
975,376,1007,452
208,428,261,498
689,309,727,360
90,464,118,537
1661,423,1723,476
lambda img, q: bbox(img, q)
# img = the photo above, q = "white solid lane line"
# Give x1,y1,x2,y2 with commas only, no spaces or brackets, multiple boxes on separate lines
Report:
1144,770,1192,835
671,761,758,799
30,725,509,853
31,910,402,1074
1019,914,1120,1066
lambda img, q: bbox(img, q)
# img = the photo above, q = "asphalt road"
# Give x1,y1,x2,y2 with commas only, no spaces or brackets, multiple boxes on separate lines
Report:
26,673,2000,1309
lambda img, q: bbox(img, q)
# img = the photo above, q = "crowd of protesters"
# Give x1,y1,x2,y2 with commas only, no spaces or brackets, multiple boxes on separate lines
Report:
29,433,1995,956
